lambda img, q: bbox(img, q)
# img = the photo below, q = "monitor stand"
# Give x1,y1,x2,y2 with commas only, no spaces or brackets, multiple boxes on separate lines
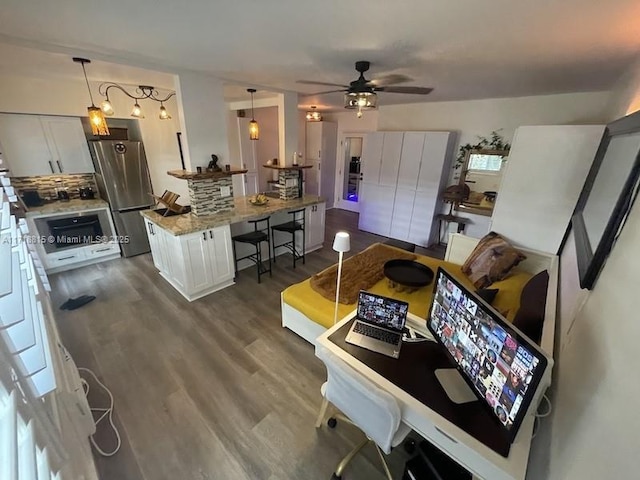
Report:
434,369,478,404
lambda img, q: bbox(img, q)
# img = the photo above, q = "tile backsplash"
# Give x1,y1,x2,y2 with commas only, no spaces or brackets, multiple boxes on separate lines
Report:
11,174,98,200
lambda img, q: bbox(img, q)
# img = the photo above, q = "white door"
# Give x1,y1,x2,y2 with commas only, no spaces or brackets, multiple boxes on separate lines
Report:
408,191,439,247
182,231,214,294
306,203,326,251
389,188,416,241
417,132,451,191
207,226,234,283
243,173,259,195
0,114,54,176
397,132,424,190
41,116,94,174
379,132,403,186
358,183,396,237
319,122,337,207
305,161,320,196
144,220,162,271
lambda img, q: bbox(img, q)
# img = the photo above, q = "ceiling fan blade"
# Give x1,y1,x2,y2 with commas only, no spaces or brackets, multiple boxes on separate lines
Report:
297,80,350,88
304,89,348,95
368,74,413,87
374,86,434,95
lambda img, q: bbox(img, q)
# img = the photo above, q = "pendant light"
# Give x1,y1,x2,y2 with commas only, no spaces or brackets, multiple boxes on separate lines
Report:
247,88,259,140
73,57,110,136
306,106,322,122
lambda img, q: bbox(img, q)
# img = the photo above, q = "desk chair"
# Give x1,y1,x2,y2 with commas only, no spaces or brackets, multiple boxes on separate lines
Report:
315,346,412,480
231,217,272,283
271,208,305,268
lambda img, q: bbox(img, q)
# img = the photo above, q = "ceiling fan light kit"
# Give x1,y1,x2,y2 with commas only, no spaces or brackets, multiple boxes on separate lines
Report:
73,57,110,136
298,60,433,119
306,105,322,122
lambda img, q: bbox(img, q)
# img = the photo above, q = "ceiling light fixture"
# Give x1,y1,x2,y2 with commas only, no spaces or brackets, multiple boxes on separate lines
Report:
306,106,322,122
98,83,176,120
344,91,377,119
73,57,110,136
247,88,259,140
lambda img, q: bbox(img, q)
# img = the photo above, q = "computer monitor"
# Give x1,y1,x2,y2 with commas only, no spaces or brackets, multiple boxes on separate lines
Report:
427,267,553,443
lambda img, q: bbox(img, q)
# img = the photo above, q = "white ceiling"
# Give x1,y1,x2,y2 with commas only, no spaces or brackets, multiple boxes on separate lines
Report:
1,0,639,111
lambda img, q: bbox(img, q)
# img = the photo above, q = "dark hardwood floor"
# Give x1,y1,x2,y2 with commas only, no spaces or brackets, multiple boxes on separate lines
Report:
51,209,444,480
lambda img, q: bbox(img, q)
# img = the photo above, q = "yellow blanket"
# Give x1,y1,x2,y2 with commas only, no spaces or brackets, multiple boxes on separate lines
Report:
282,244,531,329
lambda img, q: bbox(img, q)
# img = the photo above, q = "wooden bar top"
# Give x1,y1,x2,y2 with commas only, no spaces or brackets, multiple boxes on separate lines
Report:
167,169,247,180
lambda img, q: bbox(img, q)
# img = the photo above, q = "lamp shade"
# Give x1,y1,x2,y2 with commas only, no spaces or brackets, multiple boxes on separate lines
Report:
332,231,350,253
249,119,259,140
88,106,110,136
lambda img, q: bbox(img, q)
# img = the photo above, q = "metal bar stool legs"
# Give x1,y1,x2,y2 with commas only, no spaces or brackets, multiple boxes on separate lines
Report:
231,217,272,283
271,208,305,268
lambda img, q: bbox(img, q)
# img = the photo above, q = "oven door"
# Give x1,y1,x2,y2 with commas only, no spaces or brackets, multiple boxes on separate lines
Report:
34,210,115,254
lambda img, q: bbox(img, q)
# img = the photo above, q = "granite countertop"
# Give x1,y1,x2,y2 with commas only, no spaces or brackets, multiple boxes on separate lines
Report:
25,198,109,217
141,195,325,236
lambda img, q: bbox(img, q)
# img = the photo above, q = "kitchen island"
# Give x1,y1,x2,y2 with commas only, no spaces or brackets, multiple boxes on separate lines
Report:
141,195,325,301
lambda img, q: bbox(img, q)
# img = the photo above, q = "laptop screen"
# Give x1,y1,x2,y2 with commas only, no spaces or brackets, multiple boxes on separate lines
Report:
357,291,409,331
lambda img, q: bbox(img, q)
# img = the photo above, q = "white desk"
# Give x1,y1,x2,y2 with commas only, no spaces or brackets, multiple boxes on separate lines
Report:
315,312,538,480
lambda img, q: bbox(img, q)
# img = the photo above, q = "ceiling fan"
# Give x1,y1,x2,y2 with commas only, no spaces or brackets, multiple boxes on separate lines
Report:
298,60,433,117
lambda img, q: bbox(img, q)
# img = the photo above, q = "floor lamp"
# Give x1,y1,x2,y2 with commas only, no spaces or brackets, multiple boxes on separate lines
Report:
333,231,351,325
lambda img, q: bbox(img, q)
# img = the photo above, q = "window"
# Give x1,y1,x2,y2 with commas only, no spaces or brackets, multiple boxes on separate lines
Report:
468,154,504,173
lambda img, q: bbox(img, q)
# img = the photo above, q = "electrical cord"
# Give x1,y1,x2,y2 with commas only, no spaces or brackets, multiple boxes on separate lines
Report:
535,394,552,418
78,367,121,457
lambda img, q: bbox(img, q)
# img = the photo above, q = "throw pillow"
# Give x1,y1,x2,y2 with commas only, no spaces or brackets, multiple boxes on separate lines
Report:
461,232,527,289
475,288,499,305
513,270,549,345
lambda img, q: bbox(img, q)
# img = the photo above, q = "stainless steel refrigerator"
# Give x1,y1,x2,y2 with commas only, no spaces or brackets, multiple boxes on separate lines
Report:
90,140,154,257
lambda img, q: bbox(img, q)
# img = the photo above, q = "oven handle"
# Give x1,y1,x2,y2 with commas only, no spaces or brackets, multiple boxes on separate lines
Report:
50,220,100,232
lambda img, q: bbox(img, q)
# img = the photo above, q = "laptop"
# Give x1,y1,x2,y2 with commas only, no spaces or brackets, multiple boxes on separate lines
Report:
345,291,409,358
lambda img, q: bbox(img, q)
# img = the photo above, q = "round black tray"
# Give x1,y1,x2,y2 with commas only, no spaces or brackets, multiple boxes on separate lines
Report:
383,260,434,288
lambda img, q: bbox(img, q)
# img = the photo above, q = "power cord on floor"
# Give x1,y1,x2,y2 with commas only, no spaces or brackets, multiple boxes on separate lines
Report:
532,394,552,439
78,367,121,457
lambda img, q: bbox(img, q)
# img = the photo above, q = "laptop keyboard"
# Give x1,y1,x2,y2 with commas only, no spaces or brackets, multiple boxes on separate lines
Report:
354,322,401,345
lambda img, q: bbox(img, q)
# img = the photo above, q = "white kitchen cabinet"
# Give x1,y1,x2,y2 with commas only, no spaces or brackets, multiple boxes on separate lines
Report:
305,122,338,207
145,222,234,302
359,131,455,246
0,114,94,176
144,219,169,273
305,202,326,252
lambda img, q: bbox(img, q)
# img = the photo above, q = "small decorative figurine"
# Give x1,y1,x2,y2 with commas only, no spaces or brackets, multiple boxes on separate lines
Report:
207,154,222,172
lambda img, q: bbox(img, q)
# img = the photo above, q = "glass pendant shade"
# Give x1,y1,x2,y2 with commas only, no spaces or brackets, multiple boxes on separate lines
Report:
249,119,259,140
100,99,114,116
88,106,110,136
159,104,171,120
131,102,144,118
306,107,322,122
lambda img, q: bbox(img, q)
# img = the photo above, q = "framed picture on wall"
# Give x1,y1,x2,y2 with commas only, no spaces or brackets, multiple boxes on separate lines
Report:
572,110,640,289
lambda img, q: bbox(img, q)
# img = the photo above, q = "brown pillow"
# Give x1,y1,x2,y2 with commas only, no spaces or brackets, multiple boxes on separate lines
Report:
513,270,549,345
461,232,527,289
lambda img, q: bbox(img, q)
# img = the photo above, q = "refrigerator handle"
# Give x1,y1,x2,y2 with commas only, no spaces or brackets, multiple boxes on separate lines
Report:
56,160,63,173
48,161,55,174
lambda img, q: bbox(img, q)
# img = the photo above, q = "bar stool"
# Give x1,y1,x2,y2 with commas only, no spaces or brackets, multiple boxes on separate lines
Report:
231,217,272,283
271,208,305,268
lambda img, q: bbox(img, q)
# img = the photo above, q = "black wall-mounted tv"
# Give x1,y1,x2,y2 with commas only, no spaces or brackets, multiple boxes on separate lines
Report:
571,110,640,290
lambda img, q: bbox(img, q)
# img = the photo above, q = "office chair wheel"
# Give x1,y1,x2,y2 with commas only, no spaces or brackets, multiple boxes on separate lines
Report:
403,438,417,454
327,417,337,429
330,474,341,480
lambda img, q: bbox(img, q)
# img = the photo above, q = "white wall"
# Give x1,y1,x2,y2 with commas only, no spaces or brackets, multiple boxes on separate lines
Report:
0,71,187,201
526,65,640,480
377,91,611,238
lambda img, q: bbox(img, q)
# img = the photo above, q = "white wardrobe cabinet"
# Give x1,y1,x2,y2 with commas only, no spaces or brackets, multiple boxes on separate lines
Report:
359,131,455,246
0,114,94,176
